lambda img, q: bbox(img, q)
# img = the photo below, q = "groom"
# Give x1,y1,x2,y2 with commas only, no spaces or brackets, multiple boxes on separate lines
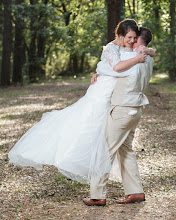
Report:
83,27,154,206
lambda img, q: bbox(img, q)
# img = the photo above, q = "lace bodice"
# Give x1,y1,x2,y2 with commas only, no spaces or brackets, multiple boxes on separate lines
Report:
100,43,132,68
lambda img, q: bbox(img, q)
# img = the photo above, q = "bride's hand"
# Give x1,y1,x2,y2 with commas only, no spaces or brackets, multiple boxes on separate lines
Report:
136,52,146,63
91,73,99,84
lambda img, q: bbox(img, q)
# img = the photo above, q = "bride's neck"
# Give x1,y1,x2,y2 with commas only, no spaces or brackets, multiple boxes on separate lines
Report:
112,38,123,46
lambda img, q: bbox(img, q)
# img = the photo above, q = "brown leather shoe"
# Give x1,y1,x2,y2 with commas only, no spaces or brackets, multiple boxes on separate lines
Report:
83,198,106,206
116,193,145,204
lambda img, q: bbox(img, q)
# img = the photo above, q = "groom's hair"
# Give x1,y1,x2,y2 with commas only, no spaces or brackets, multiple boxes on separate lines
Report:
139,27,152,45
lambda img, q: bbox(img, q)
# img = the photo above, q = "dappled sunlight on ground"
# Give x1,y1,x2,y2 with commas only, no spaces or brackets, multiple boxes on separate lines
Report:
0,77,175,219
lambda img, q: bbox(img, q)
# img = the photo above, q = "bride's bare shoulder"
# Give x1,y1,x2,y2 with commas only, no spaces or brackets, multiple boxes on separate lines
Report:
106,40,115,45
105,40,120,48
110,40,118,45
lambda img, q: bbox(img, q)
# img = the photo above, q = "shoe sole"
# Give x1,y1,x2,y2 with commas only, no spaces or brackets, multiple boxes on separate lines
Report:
135,199,145,203
83,203,106,207
117,199,145,204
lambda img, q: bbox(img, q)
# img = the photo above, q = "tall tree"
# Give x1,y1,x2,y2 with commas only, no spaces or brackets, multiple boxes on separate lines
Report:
1,0,12,86
127,0,136,18
12,0,25,84
169,0,176,80
37,0,50,79
28,0,38,82
0,0,3,36
0,0,4,71
153,0,161,38
61,0,80,73
107,0,125,42
52,0,82,73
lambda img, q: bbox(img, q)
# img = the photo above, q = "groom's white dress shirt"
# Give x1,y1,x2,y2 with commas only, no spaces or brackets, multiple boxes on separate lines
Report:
96,50,153,107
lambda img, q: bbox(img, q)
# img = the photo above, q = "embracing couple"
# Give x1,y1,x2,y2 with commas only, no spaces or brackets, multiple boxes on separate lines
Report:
9,19,154,206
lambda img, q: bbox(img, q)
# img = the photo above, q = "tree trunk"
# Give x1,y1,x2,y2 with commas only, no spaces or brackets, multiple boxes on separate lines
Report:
107,0,125,42
0,0,4,71
1,0,12,86
28,0,38,83
28,31,37,82
169,0,176,81
12,0,25,84
133,0,135,15
68,55,72,72
79,53,85,73
153,0,161,38
0,0,3,34
37,0,49,80
37,34,46,79
72,53,78,73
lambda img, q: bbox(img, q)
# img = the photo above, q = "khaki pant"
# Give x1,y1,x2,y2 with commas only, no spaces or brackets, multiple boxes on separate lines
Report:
90,106,144,199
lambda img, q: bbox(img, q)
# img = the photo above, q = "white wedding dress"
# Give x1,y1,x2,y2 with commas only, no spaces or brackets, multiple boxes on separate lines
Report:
9,44,136,184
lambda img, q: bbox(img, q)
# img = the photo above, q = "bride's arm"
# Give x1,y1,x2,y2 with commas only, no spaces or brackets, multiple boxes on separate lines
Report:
97,44,145,76
113,53,146,72
113,46,155,72
92,52,148,84
96,60,137,78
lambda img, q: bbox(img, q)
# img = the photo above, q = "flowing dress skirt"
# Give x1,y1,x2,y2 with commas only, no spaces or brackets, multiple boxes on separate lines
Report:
9,76,121,183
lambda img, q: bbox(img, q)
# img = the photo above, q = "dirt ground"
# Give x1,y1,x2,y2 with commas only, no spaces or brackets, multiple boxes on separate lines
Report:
0,75,176,220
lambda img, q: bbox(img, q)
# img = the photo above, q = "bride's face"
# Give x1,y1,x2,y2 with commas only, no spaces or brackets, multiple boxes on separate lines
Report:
122,30,138,48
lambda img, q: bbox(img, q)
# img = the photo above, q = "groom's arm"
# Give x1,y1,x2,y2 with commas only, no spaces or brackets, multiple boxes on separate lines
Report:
141,55,154,78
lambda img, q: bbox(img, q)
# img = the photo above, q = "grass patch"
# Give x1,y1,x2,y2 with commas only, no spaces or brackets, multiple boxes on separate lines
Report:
150,73,169,84
150,73,176,93
0,75,175,219
24,74,93,86
0,90,31,98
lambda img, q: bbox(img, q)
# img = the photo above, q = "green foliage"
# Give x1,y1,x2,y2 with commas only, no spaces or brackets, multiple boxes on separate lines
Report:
125,0,176,79
48,0,107,75
0,0,175,83
15,0,107,78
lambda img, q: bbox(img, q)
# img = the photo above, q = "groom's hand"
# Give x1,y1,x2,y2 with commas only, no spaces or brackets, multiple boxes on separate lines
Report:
136,45,155,58
136,52,146,63
91,73,99,85
136,45,148,54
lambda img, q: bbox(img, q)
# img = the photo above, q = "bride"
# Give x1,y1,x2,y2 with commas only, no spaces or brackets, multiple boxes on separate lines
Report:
8,19,147,184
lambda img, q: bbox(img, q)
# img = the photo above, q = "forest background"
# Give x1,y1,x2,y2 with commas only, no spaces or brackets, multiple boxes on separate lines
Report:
0,0,175,86
0,1,175,219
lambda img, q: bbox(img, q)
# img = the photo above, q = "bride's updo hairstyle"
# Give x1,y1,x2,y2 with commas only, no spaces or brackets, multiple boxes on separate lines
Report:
115,19,140,38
